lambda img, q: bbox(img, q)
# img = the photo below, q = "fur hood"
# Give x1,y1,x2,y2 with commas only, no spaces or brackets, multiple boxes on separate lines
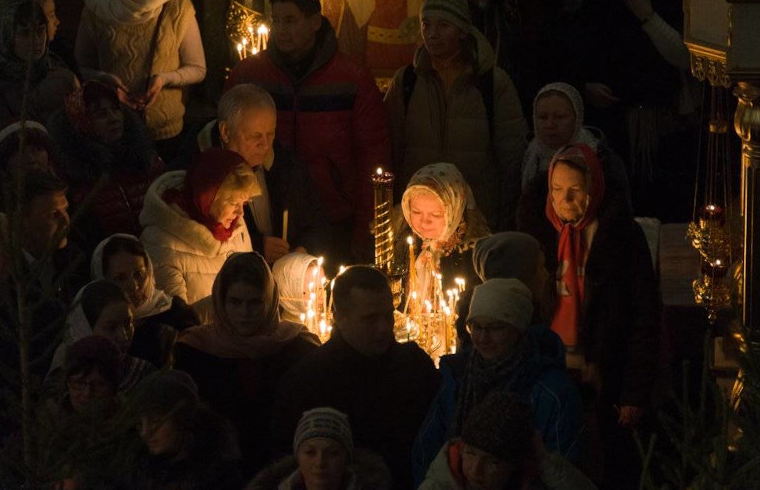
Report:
47,106,155,181
247,449,392,490
139,171,248,258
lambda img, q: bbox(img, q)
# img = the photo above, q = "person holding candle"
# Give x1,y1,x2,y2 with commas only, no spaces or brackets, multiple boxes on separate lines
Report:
170,83,332,266
517,143,660,488
384,0,527,231
174,252,320,478
412,278,583,486
399,162,490,308
225,0,390,266
139,147,258,313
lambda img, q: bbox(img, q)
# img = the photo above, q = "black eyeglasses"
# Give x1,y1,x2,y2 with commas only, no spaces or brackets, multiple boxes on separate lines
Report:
465,321,512,337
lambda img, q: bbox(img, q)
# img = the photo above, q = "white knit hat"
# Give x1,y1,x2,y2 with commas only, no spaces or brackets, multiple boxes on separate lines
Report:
467,278,534,333
293,407,354,458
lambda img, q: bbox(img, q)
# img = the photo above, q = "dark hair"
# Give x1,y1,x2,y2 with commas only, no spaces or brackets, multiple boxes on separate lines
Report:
64,336,123,393
102,236,150,276
270,0,321,16
80,280,130,327
21,169,66,206
218,257,267,300
13,1,46,29
332,266,390,314
64,354,122,394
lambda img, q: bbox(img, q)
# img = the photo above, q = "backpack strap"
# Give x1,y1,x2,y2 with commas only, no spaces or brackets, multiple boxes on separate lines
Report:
402,64,417,114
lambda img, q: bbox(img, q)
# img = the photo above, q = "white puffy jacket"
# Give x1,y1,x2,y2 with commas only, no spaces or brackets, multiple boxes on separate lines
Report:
139,171,252,306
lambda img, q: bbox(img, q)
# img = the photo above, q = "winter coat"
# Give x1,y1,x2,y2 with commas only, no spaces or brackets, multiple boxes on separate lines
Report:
517,180,660,408
384,41,527,231
412,325,583,485
47,107,163,254
419,440,597,490
225,20,391,252
174,335,318,477
246,449,392,490
272,331,440,489
131,295,198,367
117,407,243,490
170,120,333,258
139,170,253,306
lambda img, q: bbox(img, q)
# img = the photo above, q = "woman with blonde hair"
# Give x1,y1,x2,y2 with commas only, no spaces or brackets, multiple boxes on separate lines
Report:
139,147,259,310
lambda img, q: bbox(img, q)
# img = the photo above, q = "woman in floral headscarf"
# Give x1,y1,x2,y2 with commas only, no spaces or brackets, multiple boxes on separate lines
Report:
517,142,659,486
399,162,490,305
175,252,319,476
0,0,78,121
47,79,163,253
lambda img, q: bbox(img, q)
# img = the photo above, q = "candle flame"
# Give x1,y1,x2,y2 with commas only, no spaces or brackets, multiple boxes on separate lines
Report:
376,167,383,175
257,24,269,35
242,38,248,46
247,25,253,33
407,236,413,245
236,43,243,52
252,47,259,55
317,256,324,266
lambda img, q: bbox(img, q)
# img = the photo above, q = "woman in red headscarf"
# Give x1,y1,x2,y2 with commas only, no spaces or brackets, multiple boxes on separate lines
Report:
47,79,164,253
139,147,259,314
517,142,660,486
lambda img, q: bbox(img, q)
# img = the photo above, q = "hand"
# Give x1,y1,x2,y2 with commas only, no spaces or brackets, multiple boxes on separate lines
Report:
530,431,549,464
584,82,621,109
96,72,131,106
617,405,645,427
263,236,291,264
581,362,602,398
142,74,164,108
294,246,307,254
623,0,654,21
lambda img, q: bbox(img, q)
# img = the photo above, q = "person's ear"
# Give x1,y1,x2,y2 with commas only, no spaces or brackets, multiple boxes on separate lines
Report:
219,120,229,146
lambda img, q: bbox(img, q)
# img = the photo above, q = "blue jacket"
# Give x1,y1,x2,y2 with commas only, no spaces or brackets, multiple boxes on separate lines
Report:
412,324,584,485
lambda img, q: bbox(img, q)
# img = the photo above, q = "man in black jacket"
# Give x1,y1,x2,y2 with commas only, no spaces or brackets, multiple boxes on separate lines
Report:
273,266,440,489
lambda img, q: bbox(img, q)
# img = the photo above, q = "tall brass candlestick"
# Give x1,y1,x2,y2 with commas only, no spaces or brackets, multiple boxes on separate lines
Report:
372,168,394,274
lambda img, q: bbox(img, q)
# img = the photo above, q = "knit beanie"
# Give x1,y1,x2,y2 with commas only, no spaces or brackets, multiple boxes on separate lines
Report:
472,232,543,284
133,370,199,416
420,0,473,33
461,390,533,462
65,335,124,388
467,278,533,333
293,407,354,457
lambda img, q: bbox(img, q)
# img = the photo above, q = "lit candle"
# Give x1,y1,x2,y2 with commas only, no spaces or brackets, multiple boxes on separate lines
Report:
236,43,243,60
282,209,289,242
258,24,269,50
241,37,248,58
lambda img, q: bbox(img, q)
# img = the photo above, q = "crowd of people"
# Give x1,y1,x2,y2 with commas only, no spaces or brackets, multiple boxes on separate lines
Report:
0,0,694,487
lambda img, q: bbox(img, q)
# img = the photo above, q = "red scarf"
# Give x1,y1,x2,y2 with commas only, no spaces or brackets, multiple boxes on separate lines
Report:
164,147,247,242
545,144,605,349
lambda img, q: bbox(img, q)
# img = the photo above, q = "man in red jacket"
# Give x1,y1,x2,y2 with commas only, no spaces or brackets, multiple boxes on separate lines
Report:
226,0,391,266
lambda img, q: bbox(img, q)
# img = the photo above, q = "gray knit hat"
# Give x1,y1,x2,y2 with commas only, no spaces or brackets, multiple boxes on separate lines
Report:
420,0,473,33
134,370,199,416
467,278,534,333
293,407,354,457
461,390,533,462
472,232,543,284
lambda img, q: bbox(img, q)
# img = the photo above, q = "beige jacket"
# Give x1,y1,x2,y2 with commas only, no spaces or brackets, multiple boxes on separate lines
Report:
385,37,527,230
139,171,252,306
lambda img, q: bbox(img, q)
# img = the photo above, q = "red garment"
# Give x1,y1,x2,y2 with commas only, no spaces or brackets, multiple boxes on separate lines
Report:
225,22,391,249
164,147,246,242
545,143,605,348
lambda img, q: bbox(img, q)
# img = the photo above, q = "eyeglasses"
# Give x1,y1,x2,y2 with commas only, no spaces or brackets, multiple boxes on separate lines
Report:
465,321,512,337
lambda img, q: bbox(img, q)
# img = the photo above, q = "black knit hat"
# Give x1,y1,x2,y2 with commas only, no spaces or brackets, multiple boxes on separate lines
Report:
460,390,533,462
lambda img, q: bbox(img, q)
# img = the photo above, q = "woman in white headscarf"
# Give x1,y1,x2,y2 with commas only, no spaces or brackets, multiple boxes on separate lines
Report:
522,82,629,202
91,234,198,367
271,252,323,324
399,162,490,306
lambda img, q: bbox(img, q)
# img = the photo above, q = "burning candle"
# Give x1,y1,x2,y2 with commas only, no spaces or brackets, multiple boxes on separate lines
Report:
236,43,243,60
257,24,269,50
241,37,248,58
282,209,289,242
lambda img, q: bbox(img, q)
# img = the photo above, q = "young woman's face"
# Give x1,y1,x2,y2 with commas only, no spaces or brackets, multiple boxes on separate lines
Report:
67,366,115,413
105,251,150,309
550,161,589,223
209,192,247,229
421,15,464,60
87,97,124,144
13,22,46,61
139,414,181,456
92,301,134,358
535,94,576,150
224,281,265,336
296,438,347,490
461,444,515,490
408,191,447,240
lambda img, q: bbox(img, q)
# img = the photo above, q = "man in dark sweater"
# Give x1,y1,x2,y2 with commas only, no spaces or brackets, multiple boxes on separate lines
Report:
273,266,440,489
